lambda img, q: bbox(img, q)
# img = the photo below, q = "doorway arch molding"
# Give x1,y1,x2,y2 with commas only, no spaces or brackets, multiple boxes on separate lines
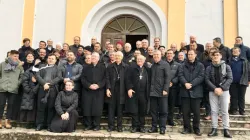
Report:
81,0,167,46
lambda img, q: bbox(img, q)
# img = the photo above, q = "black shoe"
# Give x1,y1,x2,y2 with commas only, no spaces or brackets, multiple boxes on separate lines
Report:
47,126,51,132
224,129,232,138
168,121,176,126
131,127,139,133
140,127,146,133
160,129,165,135
93,126,100,131
194,130,202,136
240,112,245,115
117,127,123,132
208,128,218,136
181,128,192,134
107,127,113,132
84,126,92,131
229,110,237,115
148,127,158,133
35,124,44,131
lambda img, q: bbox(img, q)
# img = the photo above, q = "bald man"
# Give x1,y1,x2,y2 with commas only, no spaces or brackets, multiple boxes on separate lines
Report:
185,35,204,53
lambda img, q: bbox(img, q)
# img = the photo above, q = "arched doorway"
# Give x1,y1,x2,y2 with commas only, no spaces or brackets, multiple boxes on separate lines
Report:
101,15,150,50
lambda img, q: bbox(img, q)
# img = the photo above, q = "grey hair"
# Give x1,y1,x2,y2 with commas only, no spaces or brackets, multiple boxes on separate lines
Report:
92,52,100,60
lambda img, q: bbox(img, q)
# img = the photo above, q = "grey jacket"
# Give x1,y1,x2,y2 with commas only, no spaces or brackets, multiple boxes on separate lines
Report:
0,60,24,94
60,62,83,90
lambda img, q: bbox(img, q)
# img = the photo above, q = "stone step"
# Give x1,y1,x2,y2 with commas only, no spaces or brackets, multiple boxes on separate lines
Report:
1,128,249,140
173,107,250,114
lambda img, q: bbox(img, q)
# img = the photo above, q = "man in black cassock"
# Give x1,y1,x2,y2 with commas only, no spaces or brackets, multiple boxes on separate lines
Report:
106,51,129,132
148,50,171,135
35,54,63,131
126,54,150,133
81,52,106,131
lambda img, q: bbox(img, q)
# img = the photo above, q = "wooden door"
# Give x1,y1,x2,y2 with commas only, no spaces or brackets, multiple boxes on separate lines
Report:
102,34,126,49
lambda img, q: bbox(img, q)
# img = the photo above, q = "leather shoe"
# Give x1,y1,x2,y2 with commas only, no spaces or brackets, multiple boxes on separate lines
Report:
168,121,176,126
181,128,191,134
93,126,100,131
194,130,202,136
224,129,232,138
107,127,113,132
131,127,139,133
117,127,123,132
84,126,92,131
160,129,165,135
140,127,146,133
35,124,43,131
148,127,158,133
47,126,51,132
240,112,245,115
208,128,218,136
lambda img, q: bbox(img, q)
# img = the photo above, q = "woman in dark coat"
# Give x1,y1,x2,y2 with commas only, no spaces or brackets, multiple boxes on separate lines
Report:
51,80,78,133
19,67,39,125
18,38,34,62
23,52,35,71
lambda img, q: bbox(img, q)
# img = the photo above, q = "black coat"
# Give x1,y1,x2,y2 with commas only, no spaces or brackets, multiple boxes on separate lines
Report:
150,60,171,97
123,51,134,64
218,44,231,63
167,60,181,88
205,63,233,91
185,43,204,53
69,44,84,55
229,57,250,86
125,63,150,113
238,44,250,62
106,62,129,104
18,46,35,62
178,60,205,98
60,62,83,91
23,61,34,71
55,90,78,115
21,68,39,110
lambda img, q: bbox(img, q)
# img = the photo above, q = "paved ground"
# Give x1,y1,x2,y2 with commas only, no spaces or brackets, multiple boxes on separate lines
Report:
0,127,249,140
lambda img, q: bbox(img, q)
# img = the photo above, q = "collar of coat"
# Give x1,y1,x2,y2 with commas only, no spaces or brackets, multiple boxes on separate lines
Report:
110,61,126,68
153,60,164,65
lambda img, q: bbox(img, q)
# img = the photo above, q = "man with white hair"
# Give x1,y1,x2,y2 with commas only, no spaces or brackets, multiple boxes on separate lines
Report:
106,51,128,132
81,52,106,131
126,55,150,133
106,51,129,132
123,43,134,64
46,39,55,55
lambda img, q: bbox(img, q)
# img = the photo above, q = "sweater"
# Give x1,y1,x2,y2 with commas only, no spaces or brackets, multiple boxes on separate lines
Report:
230,57,243,83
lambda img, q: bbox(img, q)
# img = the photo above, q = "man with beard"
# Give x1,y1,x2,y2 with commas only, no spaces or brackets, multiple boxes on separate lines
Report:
148,50,171,135
234,36,250,61
81,52,106,131
165,49,181,126
0,50,23,129
35,54,63,131
179,49,204,136
106,51,129,132
60,51,83,114
126,55,150,133
69,36,84,55
35,48,47,68
123,43,134,64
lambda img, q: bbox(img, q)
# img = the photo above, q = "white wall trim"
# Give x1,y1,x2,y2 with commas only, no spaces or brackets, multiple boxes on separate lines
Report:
81,0,167,47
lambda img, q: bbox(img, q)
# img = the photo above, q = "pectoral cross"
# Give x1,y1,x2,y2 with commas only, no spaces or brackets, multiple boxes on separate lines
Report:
118,75,120,79
139,75,143,80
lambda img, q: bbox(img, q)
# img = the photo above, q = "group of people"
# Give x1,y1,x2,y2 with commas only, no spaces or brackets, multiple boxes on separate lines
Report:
0,35,249,139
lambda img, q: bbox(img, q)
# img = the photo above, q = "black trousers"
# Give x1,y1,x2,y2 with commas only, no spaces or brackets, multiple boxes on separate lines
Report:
167,88,178,122
150,96,168,130
74,90,82,116
182,97,201,131
230,83,247,113
51,110,79,132
84,116,101,128
36,88,57,126
0,92,16,119
202,90,211,116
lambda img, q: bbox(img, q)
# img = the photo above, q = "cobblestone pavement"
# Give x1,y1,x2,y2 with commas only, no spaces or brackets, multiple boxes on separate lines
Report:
0,127,249,140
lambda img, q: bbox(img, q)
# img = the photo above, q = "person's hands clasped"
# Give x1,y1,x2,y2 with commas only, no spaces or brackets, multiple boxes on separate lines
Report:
128,89,135,98
106,89,112,97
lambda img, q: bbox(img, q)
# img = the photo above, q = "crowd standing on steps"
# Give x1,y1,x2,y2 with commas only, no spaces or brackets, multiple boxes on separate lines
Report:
0,36,249,138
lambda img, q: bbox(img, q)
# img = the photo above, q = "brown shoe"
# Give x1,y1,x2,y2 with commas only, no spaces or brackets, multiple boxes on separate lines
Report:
204,116,211,120
0,119,2,129
4,119,12,129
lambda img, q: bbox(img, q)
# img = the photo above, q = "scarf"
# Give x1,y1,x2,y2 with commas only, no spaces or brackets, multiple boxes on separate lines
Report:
212,60,226,76
4,57,19,71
